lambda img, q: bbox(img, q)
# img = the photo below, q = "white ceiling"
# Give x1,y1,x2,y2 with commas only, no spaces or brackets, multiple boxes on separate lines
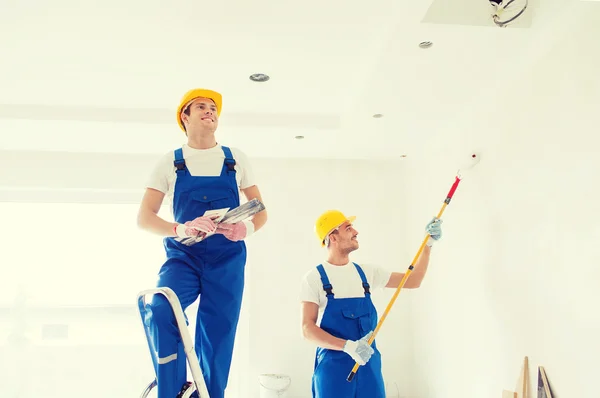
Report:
0,0,597,160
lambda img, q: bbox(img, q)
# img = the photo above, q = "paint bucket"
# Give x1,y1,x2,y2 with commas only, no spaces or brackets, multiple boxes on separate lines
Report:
258,374,291,398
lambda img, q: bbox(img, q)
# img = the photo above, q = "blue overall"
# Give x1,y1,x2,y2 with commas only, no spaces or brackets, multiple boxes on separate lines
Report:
145,146,247,398
311,263,386,398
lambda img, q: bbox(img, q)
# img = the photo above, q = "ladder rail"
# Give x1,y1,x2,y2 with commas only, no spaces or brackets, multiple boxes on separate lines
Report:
137,287,210,398
137,294,159,372
139,379,157,398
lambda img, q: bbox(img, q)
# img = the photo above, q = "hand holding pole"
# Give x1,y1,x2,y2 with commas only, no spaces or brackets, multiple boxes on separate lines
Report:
346,152,480,382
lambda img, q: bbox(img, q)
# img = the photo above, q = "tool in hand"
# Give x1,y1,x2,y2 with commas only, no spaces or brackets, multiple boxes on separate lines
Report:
346,152,481,382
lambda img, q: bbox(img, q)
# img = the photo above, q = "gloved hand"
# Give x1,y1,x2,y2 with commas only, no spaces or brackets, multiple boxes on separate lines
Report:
215,220,254,242
174,216,218,238
342,331,374,366
425,217,443,246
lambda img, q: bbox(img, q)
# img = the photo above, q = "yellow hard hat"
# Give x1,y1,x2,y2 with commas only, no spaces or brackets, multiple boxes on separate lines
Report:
176,88,223,132
315,210,356,247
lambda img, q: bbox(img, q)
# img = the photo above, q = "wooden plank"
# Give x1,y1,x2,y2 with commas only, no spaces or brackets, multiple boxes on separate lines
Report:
515,356,529,398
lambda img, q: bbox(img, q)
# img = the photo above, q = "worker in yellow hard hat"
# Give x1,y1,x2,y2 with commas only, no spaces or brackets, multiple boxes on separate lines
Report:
137,88,268,398
301,210,443,398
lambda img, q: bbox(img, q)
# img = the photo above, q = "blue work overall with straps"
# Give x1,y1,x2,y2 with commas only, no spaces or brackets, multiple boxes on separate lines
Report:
311,263,386,398
145,145,247,398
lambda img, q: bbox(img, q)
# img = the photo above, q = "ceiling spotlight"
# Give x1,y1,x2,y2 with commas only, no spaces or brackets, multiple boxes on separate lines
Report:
372,113,384,118
295,135,304,140
249,73,270,82
419,41,433,49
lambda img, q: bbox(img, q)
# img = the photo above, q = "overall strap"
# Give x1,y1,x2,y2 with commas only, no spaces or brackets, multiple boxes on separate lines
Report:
316,264,334,298
221,146,237,175
173,148,186,175
352,263,371,296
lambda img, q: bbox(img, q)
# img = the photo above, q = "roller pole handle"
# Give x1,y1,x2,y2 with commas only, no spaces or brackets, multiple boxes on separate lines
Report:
346,176,462,382
347,370,357,382
444,176,460,205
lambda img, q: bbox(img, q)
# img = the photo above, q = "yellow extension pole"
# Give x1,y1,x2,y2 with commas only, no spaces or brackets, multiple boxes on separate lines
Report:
346,174,463,382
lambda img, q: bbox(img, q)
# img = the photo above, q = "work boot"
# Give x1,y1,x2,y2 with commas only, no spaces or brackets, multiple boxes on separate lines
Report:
176,381,199,398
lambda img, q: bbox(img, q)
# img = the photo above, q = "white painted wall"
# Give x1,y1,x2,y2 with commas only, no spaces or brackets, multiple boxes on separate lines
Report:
398,75,599,397
0,151,420,398
1,105,597,398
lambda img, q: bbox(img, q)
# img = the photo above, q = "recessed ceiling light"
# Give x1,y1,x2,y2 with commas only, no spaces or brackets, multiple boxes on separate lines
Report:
295,135,304,140
249,73,270,82
372,113,384,118
419,41,433,49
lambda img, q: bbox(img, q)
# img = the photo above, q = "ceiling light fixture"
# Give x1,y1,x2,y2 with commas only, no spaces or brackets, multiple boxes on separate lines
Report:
419,41,433,49
372,113,384,118
295,135,304,140
249,73,270,82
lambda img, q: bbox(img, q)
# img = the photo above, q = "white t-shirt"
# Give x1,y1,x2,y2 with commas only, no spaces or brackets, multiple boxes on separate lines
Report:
300,261,392,312
145,144,256,211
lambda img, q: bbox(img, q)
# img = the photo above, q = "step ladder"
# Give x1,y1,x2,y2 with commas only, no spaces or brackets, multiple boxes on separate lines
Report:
137,287,210,398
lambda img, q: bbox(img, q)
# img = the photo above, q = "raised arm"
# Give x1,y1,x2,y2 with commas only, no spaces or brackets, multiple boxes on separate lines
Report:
385,217,442,289
385,245,431,289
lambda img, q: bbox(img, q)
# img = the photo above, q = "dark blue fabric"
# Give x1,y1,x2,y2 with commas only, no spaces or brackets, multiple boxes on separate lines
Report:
145,146,246,398
312,263,385,398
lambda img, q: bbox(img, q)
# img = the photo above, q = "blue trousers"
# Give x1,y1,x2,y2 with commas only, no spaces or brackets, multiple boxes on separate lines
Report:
146,242,246,398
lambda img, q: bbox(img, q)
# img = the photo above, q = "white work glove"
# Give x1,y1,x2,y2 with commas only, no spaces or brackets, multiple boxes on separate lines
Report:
343,331,374,366
174,216,218,238
425,217,443,247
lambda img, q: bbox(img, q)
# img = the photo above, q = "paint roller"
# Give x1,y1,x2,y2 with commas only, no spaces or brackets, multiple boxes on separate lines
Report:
346,152,481,382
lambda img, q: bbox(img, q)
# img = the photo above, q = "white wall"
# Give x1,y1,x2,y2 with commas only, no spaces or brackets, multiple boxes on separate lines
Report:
0,150,421,398
243,157,417,398
2,112,596,398
397,61,599,397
